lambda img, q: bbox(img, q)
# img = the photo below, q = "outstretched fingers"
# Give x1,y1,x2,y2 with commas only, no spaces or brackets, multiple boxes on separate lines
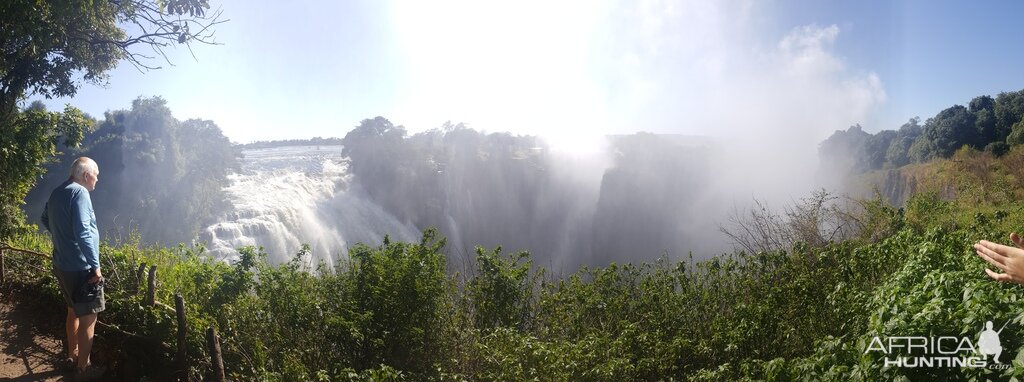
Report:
975,242,1008,270
985,267,1014,283
977,238,1024,284
1012,232,1024,249
978,240,1021,260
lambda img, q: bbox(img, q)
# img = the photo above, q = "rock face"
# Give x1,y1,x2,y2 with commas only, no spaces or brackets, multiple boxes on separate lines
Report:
589,134,712,266
866,168,957,207
880,169,918,206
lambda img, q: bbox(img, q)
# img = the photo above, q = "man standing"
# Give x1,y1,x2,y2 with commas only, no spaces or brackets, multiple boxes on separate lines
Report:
41,157,105,378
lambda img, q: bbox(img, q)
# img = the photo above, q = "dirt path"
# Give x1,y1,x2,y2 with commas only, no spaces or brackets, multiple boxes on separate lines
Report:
0,296,70,382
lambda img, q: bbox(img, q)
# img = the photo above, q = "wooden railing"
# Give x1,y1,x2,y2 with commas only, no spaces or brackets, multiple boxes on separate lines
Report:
0,244,227,382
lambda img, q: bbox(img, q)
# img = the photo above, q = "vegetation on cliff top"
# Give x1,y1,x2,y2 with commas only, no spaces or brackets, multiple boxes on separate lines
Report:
5,145,1024,380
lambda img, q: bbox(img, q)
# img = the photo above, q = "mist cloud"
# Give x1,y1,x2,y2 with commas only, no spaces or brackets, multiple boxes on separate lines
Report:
594,1,889,252
387,0,889,256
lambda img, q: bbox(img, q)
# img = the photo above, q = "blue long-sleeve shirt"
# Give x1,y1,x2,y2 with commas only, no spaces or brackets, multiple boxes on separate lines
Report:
41,179,100,272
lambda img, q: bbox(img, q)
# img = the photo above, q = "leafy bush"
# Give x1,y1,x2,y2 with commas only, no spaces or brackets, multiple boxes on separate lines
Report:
6,177,1024,381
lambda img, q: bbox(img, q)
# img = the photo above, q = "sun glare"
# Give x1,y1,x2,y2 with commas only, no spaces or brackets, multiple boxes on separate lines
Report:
389,0,610,138
542,130,609,156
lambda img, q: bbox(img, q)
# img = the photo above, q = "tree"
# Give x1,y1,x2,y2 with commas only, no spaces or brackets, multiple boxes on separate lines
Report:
0,105,90,239
818,124,870,173
1,0,223,118
21,97,238,245
1007,120,1024,147
909,134,936,164
0,0,223,240
995,90,1024,142
341,116,408,181
970,95,997,146
970,95,995,113
984,141,1009,156
861,130,896,171
922,105,976,158
885,118,922,168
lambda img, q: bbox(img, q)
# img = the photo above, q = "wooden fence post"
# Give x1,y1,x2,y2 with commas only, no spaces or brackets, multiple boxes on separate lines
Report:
146,265,157,306
175,294,188,382
207,327,226,382
134,263,146,293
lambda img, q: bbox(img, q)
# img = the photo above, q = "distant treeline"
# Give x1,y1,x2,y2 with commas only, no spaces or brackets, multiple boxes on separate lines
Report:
237,137,344,150
23,97,238,245
820,89,1024,172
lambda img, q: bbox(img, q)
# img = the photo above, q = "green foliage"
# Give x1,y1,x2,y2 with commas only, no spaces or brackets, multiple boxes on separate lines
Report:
0,105,91,241
469,246,536,330
985,141,1009,156
884,136,910,165
0,0,219,114
345,229,453,373
995,90,1024,140
1008,119,1024,147
821,88,1024,172
908,133,937,164
924,105,978,157
23,97,237,245
904,192,952,232
971,95,997,145
0,0,121,112
7,163,1024,380
852,192,905,242
1,0,222,242
861,130,896,171
341,117,409,192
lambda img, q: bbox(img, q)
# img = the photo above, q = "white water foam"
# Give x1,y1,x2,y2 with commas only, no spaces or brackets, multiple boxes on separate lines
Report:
201,146,419,265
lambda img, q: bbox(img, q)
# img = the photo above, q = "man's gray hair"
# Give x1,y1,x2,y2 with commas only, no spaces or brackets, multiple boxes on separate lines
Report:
70,157,98,179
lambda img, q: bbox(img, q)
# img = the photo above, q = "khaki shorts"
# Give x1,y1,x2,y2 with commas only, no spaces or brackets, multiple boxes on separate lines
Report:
53,268,105,317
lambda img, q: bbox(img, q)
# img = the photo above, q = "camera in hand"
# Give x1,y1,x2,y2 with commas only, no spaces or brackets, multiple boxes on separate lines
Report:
74,275,104,303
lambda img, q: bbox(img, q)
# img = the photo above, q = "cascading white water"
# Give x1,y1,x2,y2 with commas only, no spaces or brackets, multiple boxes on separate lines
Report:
201,145,419,265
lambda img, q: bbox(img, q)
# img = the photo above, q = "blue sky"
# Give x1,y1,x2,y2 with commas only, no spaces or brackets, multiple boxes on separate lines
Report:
36,0,1024,149
772,0,1024,130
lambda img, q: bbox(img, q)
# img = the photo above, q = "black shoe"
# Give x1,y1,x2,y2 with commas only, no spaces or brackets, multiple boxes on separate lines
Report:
58,357,75,372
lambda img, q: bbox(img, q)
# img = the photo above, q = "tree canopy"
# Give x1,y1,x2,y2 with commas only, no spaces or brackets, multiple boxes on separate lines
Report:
0,0,223,240
820,89,1024,173
23,97,238,245
0,0,223,117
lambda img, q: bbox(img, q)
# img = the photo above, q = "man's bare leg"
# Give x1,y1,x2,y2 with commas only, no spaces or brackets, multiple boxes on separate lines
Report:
65,308,79,360
76,313,97,370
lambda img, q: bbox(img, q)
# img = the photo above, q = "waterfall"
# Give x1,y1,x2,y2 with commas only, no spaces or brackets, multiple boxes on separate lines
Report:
201,145,419,265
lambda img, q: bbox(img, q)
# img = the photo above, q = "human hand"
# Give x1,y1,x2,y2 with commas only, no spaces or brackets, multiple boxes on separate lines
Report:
88,268,103,285
975,233,1024,284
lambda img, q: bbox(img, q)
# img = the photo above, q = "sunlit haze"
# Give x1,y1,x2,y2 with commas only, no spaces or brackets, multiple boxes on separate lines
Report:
12,2,1024,377
36,0,1024,149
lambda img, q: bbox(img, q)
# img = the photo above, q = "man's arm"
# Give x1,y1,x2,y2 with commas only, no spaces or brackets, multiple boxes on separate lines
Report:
71,190,101,278
41,202,49,231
